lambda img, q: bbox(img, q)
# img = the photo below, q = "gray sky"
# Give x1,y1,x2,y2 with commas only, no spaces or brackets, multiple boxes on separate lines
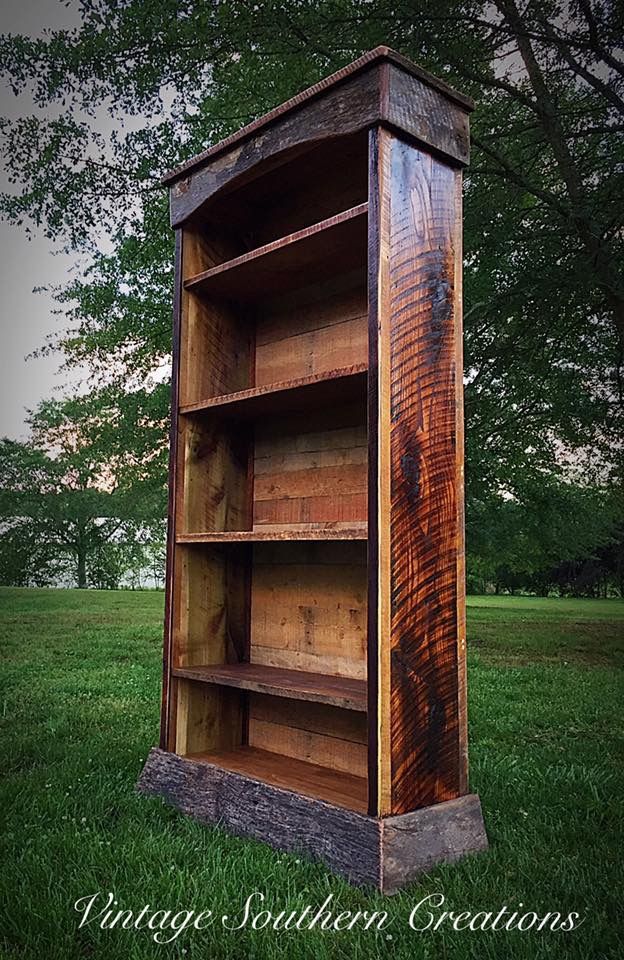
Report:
0,0,82,440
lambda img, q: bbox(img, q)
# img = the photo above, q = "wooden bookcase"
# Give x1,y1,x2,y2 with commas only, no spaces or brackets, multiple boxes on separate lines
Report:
139,46,488,892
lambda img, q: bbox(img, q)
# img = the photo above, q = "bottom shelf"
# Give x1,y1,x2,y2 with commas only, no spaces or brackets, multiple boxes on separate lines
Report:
185,745,367,814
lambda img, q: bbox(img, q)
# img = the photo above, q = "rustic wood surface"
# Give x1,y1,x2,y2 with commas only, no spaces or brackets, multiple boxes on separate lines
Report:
199,131,369,253
138,749,487,891
176,416,251,534
379,133,467,813
253,406,367,529
166,48,473,229
366,127,379,816
138,748,378,885
170,223,254,754
171,662,367,711
176,524,367,543
248,696,368,781
256,283,368,385
179,228,253,406
384,63,470,168
250,541,367,680
184,204,368,301
160,230,184,750
186,745,367,813
179,364,367,418
382,794,488,894
154,48,478,872
169,69,380,226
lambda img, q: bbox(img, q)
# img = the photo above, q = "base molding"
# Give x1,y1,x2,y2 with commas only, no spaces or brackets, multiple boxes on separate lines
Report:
137,747,488,893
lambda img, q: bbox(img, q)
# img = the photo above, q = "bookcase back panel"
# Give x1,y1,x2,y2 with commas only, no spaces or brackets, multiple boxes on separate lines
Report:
255,284,368,386
253,406,367,529
248,693,368,779
249,542,367,679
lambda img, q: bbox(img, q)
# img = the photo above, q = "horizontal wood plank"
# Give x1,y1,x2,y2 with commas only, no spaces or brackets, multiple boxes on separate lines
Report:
184,745,368,813
176,524,367,543
180,364,367,419
171,662,367,711
184,204,368,301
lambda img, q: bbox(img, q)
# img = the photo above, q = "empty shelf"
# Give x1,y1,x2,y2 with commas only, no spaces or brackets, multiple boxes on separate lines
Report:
185,745,368,813
172,662,367,711
179,363,367,419
184,203,368,301
176,524,367,544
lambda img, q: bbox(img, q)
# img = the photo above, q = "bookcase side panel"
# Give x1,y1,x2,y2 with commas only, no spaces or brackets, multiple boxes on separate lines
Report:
374,128,468,816
168,224,254,756
160,230,184,749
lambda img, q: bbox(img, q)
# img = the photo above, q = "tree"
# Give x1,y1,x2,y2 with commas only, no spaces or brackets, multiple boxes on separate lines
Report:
1,1,622,568
0,397,166,588
467,477,622,594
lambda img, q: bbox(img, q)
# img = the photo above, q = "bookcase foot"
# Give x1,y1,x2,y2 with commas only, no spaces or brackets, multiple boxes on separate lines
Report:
138,747,488,893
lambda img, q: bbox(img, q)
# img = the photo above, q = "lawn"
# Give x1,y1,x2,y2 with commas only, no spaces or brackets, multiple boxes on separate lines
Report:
1,588,623,960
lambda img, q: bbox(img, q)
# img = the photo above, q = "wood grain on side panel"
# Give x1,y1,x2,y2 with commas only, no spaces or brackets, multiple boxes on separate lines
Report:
177,416,251,535
172,546,248,668
368,127,393,816
179,229,253,406
171,223,254,756
453,170,469,795
160,230,184,750
171,541,250,757
384,135,466,813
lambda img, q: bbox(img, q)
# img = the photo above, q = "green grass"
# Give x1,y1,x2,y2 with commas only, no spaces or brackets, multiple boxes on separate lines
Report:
1,588,623,960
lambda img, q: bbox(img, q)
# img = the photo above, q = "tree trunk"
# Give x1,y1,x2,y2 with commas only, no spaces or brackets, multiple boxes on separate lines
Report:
77,547,87,589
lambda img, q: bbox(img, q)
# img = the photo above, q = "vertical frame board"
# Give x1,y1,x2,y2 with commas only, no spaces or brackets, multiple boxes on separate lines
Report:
165,220,254,755
160,229,184,749
371,127,467,816
367,127,387,816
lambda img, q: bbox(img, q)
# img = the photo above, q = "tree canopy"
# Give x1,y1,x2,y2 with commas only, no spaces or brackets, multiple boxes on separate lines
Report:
0,396,166,587
1,0,622,590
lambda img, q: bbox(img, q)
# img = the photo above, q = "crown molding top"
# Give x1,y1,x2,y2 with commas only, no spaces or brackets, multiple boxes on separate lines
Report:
163,46,474,188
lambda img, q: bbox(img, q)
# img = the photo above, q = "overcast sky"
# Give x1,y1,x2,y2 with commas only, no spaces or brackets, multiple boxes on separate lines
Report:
0,0,83,440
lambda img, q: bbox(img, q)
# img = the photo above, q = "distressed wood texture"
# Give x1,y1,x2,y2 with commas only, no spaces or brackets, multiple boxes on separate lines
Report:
145,48,483,889
381,794,488,893
139,748,378,885
179,365,367,420
171,662,367,711
249,541,367,679
374,129,467,815
167,219,254,754
138,749,486,891
159,230,184,749
184,204,367,301
166,47,473,226
176,526,367,543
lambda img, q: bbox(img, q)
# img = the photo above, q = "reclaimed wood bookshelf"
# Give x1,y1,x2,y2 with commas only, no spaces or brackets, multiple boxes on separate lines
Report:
139,46,488,893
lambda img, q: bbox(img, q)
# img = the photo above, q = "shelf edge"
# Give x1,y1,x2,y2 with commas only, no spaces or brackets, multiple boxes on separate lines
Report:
183,202,368,292
172,664,367,712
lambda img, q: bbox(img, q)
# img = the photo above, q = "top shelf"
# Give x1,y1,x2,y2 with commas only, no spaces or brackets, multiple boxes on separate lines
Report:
179,363,367,419
184,203,368,301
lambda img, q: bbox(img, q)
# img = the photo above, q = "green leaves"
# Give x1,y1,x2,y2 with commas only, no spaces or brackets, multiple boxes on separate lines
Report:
0,398,167,587
1,0,623,588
